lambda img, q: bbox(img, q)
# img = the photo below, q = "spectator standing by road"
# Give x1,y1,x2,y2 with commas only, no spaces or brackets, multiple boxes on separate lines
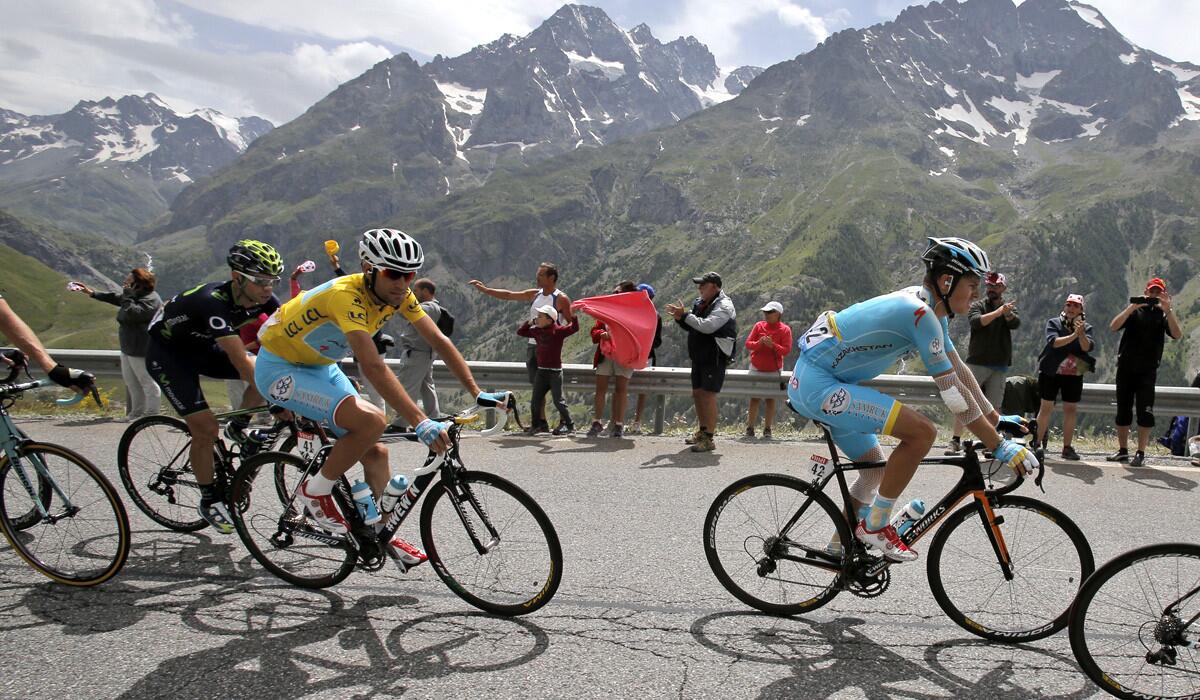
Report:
1034,293,1095,461
70,268,162,420
389,278,445,430
470,263,573,434
666,272,736,453
518,305,579,435
946,271,1020,454
629,283,663,435
744,301,792,440
586,280,637,438
1106,277,1183,467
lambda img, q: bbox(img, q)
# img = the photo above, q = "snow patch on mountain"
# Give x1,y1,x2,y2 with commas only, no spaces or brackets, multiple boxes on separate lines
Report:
436,82,488,116
563,50,627,80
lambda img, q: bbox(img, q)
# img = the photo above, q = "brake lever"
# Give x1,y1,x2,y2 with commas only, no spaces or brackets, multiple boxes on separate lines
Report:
1033,459,1045,494
89,385,103,407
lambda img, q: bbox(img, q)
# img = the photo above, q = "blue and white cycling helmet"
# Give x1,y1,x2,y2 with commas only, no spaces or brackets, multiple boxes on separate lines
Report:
921,236,990,278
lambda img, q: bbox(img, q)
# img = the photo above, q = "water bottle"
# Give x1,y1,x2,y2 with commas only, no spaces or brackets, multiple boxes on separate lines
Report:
350,479,381,525
378,474,409,514
890,499,926,537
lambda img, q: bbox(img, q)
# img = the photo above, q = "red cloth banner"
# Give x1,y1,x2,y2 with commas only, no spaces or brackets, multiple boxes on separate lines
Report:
573,292,658,370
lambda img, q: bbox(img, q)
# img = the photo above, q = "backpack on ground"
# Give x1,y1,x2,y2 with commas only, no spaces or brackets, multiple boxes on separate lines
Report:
435,304,455,337
1157,416,1189,457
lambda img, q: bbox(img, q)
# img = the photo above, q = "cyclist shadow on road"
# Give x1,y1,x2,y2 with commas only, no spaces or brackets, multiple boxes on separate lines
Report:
493,436,636,456
118,593,551,699
640,448,721,470
1121,465,1197,492
689,611,1093,699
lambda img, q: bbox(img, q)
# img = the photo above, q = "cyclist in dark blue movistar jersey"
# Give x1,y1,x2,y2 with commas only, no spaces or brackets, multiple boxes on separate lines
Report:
788,237,1039,563
145,240,283,533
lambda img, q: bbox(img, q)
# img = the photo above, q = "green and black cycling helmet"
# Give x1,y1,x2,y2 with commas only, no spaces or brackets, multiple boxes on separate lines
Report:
227,239,284,278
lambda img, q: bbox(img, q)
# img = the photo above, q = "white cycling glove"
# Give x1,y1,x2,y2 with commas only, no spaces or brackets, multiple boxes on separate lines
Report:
993,438,1039,477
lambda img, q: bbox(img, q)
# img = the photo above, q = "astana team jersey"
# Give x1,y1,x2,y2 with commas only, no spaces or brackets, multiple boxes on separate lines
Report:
797,285,955,382
258,273,426,366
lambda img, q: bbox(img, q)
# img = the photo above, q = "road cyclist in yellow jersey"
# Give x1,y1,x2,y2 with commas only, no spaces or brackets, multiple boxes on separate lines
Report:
255,228,511,570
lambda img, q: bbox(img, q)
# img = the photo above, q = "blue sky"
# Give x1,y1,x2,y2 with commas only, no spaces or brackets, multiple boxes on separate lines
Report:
1,0,1196,125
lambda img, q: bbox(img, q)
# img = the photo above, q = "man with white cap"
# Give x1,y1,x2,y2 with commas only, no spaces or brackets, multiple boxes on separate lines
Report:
946,271,1020,454
1034,292,1095,460
745,301,793,439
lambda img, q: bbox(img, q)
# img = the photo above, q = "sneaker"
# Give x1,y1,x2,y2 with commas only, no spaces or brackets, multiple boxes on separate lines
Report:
610,424,624,439
685,429,704,445
387,536,428,572
299,479,349,534
525,421,550,435
1130,451,1146,467
762,427,773,440
1106,448,1129,463
628,422,643,435
745,426,755,439
552,421,575,436
585,421,603,438
690,432,715,453
1061,445,1080,461
943,436,962,456
198,500,234,535
854,520,918,563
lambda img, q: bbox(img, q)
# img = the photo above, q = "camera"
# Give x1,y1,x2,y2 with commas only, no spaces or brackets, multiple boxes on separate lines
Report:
1129,296,1160,306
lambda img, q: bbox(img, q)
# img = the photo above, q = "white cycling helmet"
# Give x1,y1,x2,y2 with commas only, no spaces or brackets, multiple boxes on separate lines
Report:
921,236,990,278
359,228,424,272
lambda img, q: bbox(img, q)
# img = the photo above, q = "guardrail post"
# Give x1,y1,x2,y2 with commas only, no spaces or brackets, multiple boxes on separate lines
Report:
653,394,666,435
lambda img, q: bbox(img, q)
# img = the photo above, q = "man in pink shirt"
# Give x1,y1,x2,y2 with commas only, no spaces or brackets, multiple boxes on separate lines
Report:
745,301,793,439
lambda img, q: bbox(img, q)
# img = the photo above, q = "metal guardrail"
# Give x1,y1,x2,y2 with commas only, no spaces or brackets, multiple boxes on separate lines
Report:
44,349,1200,435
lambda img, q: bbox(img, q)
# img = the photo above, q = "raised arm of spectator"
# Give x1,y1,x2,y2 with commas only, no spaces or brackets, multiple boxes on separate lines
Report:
682,297,735,334
468,280,537,302
590,320,606,344
516,321,534,338
1109,303,1139,332
1162,294,1183,340
745,322,765,350
555,290,574,322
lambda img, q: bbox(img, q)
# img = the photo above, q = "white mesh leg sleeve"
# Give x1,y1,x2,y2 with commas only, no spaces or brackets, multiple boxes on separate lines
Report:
949,350,993,417
848,445,887,503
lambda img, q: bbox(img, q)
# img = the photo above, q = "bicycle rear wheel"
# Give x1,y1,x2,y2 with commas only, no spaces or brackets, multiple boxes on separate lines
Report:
1069,542,1200,700
703,473,849,616
117,415,207,531
420,471,561,616
231,451,356,589
0,442,130,586
927,494,1093,642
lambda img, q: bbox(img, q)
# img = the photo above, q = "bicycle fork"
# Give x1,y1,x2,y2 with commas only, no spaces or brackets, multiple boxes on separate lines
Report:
3,441,78,522
973,490,1013,580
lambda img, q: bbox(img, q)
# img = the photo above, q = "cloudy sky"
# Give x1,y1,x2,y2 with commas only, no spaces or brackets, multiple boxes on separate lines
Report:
2,0,1197,125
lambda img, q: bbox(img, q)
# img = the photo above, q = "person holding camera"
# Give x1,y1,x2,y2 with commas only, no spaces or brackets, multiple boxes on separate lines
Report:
1034,293,1095,460
1106,277,1183,466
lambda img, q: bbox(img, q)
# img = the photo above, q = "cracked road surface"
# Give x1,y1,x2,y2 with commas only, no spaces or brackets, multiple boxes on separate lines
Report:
3,418,1196,698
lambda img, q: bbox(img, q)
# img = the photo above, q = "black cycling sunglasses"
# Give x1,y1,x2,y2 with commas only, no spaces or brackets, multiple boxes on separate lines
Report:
377,268,415,281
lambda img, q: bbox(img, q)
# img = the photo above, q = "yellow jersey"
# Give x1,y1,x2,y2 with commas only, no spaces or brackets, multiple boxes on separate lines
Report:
259,273,426,365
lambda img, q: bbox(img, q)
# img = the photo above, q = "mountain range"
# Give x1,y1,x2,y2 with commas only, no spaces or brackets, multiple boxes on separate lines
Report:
3,0,1198,387
0,94,272,241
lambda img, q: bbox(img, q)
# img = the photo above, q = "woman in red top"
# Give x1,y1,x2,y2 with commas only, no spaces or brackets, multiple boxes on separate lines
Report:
745,301,793,439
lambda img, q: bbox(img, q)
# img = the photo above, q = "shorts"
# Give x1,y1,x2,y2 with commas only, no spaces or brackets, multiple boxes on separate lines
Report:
786,356,901,460
254,348,360,436
1038,372,1082,404
596,356,634,379
691,363,727,393
748,367,784,396
146,339,239,417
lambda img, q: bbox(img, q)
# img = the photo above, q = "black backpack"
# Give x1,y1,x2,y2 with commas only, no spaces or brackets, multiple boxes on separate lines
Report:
435,304,455,337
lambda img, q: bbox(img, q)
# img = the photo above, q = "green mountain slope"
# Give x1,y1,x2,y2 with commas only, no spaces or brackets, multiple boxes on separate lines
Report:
0,241,120,349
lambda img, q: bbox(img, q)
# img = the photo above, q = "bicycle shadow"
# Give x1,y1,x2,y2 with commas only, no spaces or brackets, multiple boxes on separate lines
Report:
640,448,721,470
493,437,636,456
119,594,551,698
1046,460,1104,486
1122,466,1197,492
689,611,1092,699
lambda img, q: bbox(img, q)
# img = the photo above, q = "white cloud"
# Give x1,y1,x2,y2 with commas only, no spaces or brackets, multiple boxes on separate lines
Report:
660,0,835,67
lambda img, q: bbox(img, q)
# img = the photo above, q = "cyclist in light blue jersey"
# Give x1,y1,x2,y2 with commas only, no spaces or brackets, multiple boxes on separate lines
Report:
788,237,1039,563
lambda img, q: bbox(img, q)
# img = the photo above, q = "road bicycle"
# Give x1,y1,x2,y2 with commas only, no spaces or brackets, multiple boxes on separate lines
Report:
704,416,1095,642
116,405,294,532
0,365,130,585
229,401,562,616
1069,542,1200,699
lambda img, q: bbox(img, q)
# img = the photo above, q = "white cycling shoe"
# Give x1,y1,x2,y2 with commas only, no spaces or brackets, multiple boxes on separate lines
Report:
854,520,918,563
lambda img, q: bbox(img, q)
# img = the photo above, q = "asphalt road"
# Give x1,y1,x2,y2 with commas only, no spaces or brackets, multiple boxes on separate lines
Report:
3,417,1197,699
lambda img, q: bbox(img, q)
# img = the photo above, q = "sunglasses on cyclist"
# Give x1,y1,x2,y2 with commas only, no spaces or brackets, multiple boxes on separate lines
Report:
376,268,416,282
241,273,280,288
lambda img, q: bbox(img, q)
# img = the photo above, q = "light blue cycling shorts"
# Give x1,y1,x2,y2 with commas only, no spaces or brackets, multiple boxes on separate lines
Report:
255,348,359,436
786,356,903,460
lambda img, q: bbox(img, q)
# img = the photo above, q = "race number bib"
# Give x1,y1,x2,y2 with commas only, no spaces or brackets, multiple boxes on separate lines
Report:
297,431,318,462
807,454,831,485
800,312,836,352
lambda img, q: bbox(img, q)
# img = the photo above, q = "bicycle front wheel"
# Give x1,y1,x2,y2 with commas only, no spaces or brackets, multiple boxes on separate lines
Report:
420,471,562,616
231,451,356,589
703,473,849,616
117,415,207,531
1069,542,1200,700
927,495,1093,642
0,442,130,586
